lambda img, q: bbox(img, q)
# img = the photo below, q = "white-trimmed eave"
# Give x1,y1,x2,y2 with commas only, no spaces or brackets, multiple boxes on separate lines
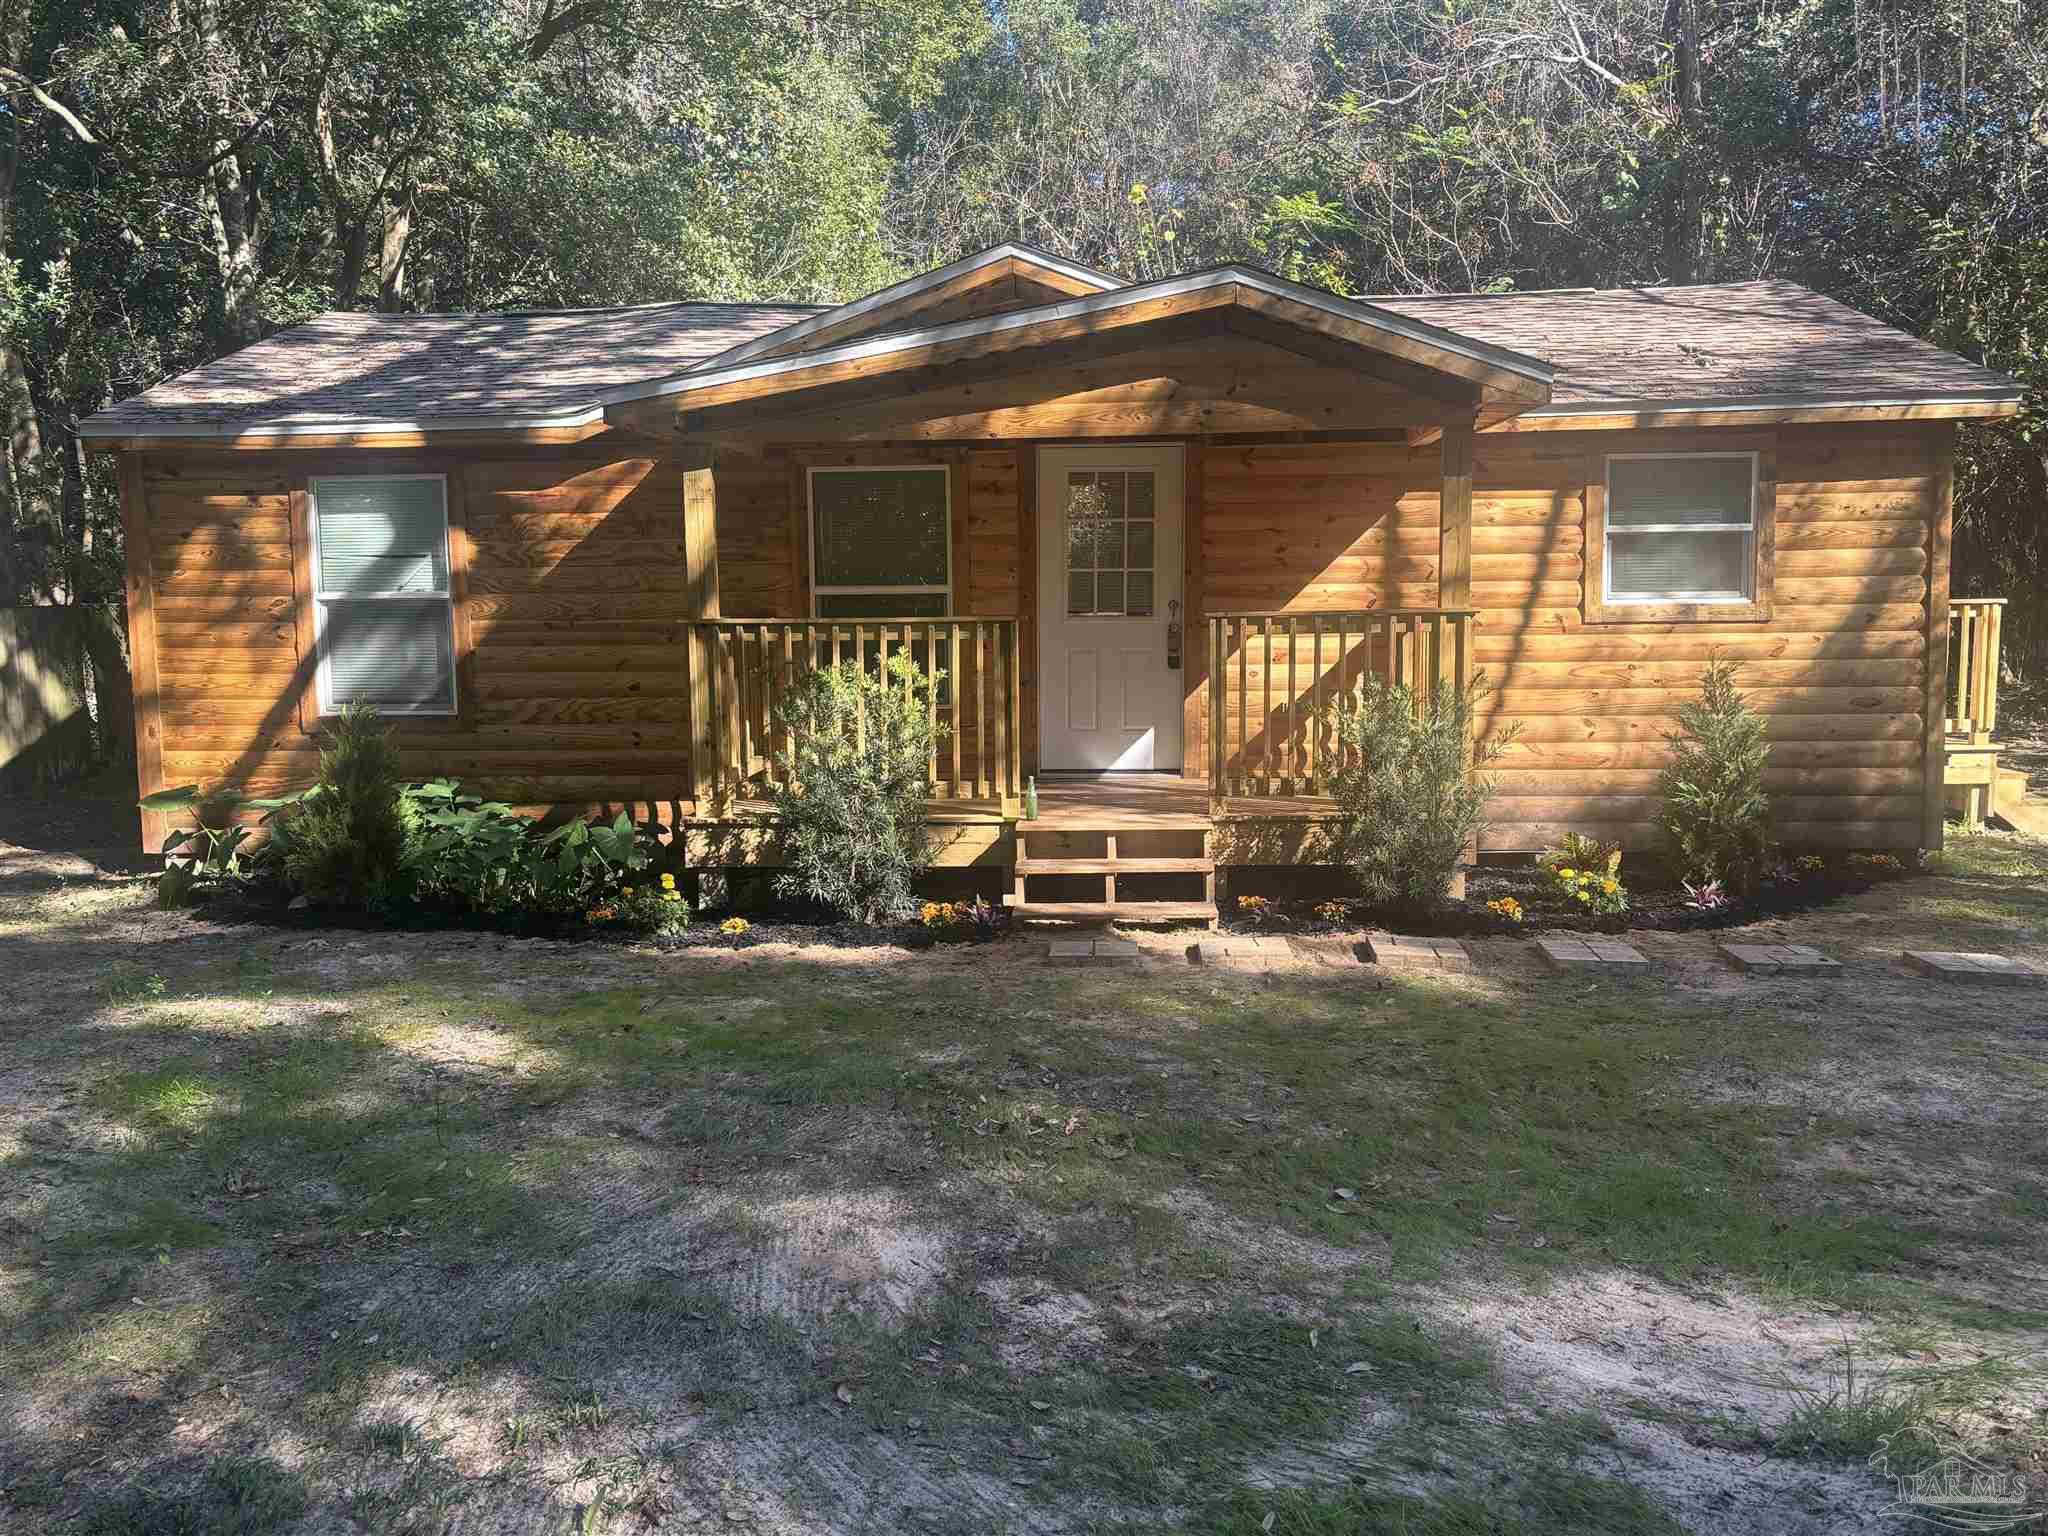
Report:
598,265,1561,414
683,243,1129,377
77,402,611,441
1507,387,2027,421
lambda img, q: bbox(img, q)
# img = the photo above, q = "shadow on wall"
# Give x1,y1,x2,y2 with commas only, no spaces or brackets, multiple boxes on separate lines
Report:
1,606,132,792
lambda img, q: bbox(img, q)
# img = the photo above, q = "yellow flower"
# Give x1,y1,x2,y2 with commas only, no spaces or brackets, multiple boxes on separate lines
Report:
621,886,633,898
660,873,676,890
1602,879,1619,895
663,891,681,903
1558,868,1576,880
720,916,750,936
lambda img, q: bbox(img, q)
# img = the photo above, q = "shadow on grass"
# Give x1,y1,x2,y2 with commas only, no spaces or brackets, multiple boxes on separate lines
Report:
4,920,2044,1531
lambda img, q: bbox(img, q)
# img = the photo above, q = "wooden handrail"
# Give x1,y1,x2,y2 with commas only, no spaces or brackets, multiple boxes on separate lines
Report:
686,616,1021,809
1946,597,2005,745
1206,609,1477,799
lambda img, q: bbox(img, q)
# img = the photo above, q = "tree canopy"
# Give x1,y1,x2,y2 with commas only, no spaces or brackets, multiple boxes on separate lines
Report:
3,0,2041,669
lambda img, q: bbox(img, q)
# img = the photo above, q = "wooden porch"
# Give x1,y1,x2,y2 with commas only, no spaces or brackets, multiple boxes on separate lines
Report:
1942,596,2021,827
677,609,1477,923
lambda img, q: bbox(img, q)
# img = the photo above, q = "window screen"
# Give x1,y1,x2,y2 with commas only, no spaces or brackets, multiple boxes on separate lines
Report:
1605,455,1755,603
1065,470,1156,617
810,467,951,617
311,476,456,714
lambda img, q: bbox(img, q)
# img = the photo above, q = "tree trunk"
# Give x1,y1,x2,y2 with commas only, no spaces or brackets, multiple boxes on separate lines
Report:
378,190,413,311
1661,0,1703,283
208,150,265,349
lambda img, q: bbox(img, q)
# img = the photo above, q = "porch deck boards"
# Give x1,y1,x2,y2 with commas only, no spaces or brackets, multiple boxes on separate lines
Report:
1024,772,1339,830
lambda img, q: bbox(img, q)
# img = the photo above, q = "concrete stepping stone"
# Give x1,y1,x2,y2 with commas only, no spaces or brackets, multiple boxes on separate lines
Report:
1538,935,1647,970
1362,933,1473,973
1720,943,1842,975
1047,937,1140,967
1902,951,2046,986
1195,934,1286,970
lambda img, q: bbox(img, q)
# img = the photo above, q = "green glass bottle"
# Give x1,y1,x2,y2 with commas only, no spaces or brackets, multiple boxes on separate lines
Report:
1023,775,1038,820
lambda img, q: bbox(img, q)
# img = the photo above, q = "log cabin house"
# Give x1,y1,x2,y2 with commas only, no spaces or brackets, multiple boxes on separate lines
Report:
81,245,2025,924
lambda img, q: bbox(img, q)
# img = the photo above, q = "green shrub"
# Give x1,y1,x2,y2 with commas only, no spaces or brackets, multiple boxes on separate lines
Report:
767,652,945,925
272,704,410,907
1659,660,1773,892
1325,673,1515,912
139,784,311,905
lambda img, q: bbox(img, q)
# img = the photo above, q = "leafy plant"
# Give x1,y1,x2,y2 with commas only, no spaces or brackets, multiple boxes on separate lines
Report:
1539,832,1621,883
1543,862,1630,915
596,872,691,937
1659,661,1774,893
1235,893,1276,925
271,704,410,909
719,916,752,942
766,653,945,925
1682,877,1730,911
1324,674,1517,912
402,778,655,916
1485,896,1524,925
139,784,311,906
916,897,1002,941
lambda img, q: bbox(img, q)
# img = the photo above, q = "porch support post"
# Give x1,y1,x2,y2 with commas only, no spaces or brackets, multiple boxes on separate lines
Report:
682,450,723,808
1438,416,1474,610
1922,425,1954,851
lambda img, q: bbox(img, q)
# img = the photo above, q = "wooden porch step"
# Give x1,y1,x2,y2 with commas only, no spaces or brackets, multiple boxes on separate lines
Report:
1003,899,1219,925
1014,856,1214,875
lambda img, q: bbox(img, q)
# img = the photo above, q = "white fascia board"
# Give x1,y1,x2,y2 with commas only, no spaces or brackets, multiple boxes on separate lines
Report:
76,403,610,440
684,243,1128,376
601,266,1557,412
1515,388,2027,418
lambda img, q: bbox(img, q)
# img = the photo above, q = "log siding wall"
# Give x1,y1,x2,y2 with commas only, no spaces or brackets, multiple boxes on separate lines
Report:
1193,423,1937,851
126,418,1937,855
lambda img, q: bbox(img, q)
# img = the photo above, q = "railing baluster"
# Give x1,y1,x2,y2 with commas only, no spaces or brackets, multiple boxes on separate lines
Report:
1983,602,2002,742
1007,620,1022,802
1234,617,1247,798
926,621,940,792
950,621,963,797
992,622,1009,802
975,621,989,800
1308,615,1323,793
1259,615,1273,796
1284,613,1299,794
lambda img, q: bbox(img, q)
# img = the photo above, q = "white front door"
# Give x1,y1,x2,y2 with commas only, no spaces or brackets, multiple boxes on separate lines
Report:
1036,444,1184,771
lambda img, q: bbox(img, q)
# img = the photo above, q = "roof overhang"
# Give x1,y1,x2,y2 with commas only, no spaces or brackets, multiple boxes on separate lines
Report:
1483,387,2027,433
603,266,1558,438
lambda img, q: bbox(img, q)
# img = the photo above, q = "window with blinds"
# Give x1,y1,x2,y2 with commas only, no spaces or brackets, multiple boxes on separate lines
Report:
809,467,951,617
310,475,457,715
1605,454,1757,604
1064,469,1156,617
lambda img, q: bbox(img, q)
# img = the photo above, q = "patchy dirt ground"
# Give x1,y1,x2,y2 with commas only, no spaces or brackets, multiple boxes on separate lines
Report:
3,808,2047,1534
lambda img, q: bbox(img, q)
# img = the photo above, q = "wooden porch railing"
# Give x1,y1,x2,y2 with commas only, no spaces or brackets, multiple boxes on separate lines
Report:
687,617,1023,808
1206,609,1477,798
1946,597,2005,745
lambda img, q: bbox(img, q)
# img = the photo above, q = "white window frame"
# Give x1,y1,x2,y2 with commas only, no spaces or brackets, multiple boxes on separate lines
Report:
1602,450,1759,606
1061,461,1160,620
308,472,459,716
806,464,953,616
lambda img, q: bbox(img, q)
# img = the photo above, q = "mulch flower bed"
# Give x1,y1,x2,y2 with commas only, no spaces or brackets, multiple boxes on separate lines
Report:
1223,858,1915,940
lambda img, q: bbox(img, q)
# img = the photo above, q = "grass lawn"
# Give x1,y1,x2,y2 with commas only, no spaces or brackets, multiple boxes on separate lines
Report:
3,828,2046,1533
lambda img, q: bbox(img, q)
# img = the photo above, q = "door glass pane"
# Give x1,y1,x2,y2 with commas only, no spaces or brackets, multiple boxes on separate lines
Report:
815,592,950,618
1063,468,1157,616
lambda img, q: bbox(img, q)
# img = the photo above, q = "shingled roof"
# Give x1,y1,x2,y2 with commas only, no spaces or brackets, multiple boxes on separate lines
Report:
79,301,825,436
1368,279,2019,411
78,273,2019,439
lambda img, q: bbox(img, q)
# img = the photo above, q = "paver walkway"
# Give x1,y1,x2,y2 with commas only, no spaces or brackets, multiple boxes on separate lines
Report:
1362,933,1473,973
1537,935,1648,970
1720,943,1842,975
1902,950,2046,986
